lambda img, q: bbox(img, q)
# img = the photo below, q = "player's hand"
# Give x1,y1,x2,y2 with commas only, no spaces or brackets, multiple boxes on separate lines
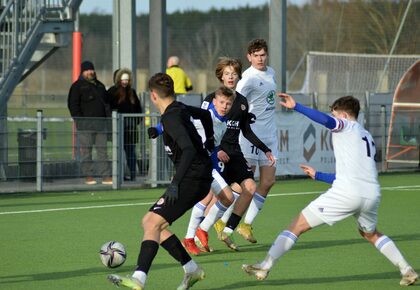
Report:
217,150,230,163
265,151,276,167
299,164,316,179
278,93,296,109
204,136,215,153
163,182,179,205
247,112,256,124
147,127,159,139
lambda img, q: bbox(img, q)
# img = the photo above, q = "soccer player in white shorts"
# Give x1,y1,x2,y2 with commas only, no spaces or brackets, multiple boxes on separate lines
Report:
240,136,279,167
235,38,279,242
242,93,418,286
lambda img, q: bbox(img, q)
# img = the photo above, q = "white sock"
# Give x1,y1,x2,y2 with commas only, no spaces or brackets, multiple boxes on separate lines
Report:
221,191,239,223
132,270,147,285
200,200,227,232
182,259,198,273
261,230,298,269
185,202,206,239
244,192,266,224
375,235,409,273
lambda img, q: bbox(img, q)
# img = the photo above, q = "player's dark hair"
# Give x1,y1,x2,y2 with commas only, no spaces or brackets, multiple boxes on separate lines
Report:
148,73,175,98
215,86,235,100
215,57,242,82
247,38,268,55
330,96,360,119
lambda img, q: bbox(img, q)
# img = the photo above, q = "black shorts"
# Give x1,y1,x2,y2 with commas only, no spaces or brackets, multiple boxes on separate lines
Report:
149,177,212,224
222,154,254,185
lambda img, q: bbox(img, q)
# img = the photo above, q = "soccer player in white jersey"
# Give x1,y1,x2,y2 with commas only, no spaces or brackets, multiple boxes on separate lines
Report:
242,94,418,286
235,38,279,243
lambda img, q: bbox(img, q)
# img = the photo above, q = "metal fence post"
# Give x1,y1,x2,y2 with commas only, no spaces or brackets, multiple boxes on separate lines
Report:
380,105,387,172
112,111,121,189
364,91,370,129
150,114,158,188
36,110,43,192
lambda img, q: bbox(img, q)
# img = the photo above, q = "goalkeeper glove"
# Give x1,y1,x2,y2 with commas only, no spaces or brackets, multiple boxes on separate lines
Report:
147,127,159,139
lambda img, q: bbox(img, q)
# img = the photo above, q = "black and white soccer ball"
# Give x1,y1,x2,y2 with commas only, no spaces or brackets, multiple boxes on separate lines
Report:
99,241,127,268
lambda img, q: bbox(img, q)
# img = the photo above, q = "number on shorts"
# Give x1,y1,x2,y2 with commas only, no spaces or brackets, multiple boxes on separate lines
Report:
250,145,259,155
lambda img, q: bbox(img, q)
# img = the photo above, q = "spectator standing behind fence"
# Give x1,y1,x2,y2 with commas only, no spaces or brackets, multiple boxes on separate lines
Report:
67,60,112,185
108,68,143,181
166,56,193,94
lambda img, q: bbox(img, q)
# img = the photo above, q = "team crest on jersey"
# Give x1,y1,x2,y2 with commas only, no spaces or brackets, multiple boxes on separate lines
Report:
157,197,165,205
241,104,246,111
266,90,275,105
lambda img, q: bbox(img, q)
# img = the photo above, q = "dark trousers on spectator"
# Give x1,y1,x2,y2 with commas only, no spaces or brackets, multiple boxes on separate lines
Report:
124,143,137,180
79,131,110,177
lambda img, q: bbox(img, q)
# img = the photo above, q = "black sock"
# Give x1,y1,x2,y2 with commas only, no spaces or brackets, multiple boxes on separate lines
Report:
226,213,242,231
160,234,191,266
135,240,159,273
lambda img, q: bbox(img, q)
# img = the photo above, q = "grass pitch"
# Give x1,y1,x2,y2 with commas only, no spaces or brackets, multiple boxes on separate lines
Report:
0,172,419,290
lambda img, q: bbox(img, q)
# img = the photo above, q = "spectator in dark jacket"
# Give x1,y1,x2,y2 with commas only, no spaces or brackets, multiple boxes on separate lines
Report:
68,60,112,185
108,68,143,181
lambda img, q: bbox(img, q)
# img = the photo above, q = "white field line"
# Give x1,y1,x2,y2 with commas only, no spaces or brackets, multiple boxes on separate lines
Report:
0,185,419,216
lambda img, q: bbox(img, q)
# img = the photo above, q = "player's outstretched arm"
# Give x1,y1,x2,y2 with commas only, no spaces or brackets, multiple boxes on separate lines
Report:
299,164,316,179
279,93,336,130
278,93,296,109
300,164,335,184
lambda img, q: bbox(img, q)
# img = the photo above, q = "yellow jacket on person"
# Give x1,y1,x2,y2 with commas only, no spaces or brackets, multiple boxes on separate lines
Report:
166,65,193,94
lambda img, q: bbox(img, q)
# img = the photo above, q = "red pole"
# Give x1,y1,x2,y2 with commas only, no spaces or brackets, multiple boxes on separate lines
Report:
72,31,82,82
72,31,82,159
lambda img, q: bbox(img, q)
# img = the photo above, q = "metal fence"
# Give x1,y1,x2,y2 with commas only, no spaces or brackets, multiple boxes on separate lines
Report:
0,92,418,193
0,111,175,193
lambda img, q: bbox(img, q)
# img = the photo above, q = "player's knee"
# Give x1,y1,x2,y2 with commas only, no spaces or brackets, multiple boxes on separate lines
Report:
242,179,257,195
261,180,275,192
141,213,159,231
220,194,234,207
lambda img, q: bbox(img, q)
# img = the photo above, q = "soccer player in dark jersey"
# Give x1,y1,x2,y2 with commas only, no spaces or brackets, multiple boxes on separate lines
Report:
198,58,275,251
107,73,214,290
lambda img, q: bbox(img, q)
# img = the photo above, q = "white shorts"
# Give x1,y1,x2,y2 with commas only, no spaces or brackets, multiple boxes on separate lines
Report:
239,135,279,167
210,169,228,196
301,188,380,233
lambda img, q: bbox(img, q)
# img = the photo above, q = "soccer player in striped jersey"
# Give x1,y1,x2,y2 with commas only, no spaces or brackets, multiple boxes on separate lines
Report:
242,93,418,286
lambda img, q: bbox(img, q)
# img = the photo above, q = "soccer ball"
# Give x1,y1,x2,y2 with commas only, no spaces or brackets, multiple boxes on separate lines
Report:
99,241,127,268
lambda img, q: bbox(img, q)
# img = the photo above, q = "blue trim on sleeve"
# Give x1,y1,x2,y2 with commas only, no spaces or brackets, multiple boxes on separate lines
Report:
314,172,336,184
294,103,336,130
156,123,163,135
